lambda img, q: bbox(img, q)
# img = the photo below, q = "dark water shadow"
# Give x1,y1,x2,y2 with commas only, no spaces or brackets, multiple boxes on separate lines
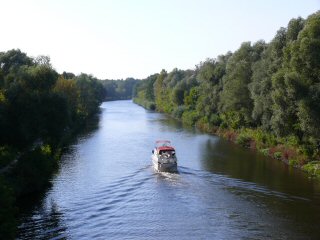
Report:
17,201,68,240
16,113,101,238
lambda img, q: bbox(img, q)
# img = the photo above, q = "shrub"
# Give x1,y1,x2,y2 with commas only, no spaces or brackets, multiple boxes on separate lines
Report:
133,98,156,111
0,146,17,168
171,106,187,119
220,111,246,129
209,114,222,126
0,177,16,239
9,146,57,196
147,102,156,110
182,110,199,126
289,158,300,167
285,135,300,146
273,151,282,160
236,133,252,147
302,161,320,177
260,148,269,156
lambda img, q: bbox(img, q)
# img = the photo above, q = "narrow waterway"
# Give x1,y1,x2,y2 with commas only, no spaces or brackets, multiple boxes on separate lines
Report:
18,100,320,239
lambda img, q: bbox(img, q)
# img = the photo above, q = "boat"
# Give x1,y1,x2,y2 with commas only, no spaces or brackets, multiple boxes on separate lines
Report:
151,140,177,172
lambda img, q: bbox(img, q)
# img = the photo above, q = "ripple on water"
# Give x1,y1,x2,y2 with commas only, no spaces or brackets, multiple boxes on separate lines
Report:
18,164,315,240
17,101,320,240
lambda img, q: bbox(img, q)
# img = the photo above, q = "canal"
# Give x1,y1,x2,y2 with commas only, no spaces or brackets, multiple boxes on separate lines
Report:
18,100,320,239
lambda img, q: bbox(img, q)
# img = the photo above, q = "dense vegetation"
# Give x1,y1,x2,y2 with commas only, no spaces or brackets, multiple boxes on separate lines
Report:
101,78,139,101
134,12,320,176
0,49,105,238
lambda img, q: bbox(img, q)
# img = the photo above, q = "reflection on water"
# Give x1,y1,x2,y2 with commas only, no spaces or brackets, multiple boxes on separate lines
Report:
17,100,320,239
18,202,67,239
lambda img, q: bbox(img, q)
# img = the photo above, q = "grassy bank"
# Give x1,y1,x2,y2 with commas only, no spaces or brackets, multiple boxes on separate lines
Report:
133,98,156,110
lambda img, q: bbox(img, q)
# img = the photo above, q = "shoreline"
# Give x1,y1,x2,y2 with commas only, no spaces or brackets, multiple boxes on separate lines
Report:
133,99,320,179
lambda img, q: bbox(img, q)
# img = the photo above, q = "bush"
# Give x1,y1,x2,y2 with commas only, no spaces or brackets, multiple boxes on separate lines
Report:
0,177,16,239
0,146,17,168
133,98,156,110
299,143,318,158
260,148,269,156
273,151,282,160
285,135,300,146
209,114,222,126
9,145,57,196
236,133,251,147
220,111,246,129
171,106,187,119
182,110,199,126
289,158,300,167
302,161,320,177
147,102,156,110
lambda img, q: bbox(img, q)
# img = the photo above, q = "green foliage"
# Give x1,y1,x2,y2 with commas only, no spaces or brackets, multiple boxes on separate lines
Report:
219,42,258,123
152,70,165,111
302,161,320,177
172,105,187,119
9,146,56,196
0,146,17,168
260,148,269,156
133,97,156,110
236,133,252,147
273,151,282,160
0,177,16,239
220,111,246,129
271,69,298,137
102,78,138,101
182,110,199,126
172,87,185,106
75,73,105,119
0,49,33,76
289,158,301,167
209,114,222,126
184,87,199,109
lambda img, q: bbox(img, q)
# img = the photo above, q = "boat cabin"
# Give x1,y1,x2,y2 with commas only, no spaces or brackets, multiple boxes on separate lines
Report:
153,140,176,158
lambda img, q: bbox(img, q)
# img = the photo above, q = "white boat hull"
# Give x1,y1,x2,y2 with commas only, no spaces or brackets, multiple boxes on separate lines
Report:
152,154,177,172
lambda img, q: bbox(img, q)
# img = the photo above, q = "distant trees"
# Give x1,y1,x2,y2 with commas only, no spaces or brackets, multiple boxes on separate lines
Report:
134,11,320,160
101,78,138,101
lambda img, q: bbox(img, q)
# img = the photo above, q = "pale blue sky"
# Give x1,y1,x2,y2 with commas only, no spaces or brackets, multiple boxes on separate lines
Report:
1,0,319,79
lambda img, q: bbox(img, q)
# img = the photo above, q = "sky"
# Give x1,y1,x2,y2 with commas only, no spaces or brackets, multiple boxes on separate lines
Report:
1,0,319,80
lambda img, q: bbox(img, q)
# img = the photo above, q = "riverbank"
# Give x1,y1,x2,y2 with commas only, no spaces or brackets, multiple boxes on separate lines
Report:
196,122,320,179
0,49,106,239
133,99,320,179
0,113,101,239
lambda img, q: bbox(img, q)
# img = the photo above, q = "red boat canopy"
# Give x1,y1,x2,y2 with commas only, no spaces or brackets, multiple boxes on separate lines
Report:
157,146,175,151
155,140,175,152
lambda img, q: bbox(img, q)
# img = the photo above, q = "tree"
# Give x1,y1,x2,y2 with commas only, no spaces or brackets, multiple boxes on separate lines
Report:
153,69,168,112
219,42,256,126
0,49,33,76
286,12,320,141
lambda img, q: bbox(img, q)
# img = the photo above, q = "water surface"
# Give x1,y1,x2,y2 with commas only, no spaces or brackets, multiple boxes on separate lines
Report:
18,100,320,239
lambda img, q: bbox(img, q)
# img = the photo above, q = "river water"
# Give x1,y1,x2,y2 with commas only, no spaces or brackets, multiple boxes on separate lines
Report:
17,100,320,239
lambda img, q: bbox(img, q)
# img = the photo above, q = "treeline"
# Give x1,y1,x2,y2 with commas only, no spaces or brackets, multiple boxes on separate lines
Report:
101,78,139,101
0,49,105,238
134,12,320,174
